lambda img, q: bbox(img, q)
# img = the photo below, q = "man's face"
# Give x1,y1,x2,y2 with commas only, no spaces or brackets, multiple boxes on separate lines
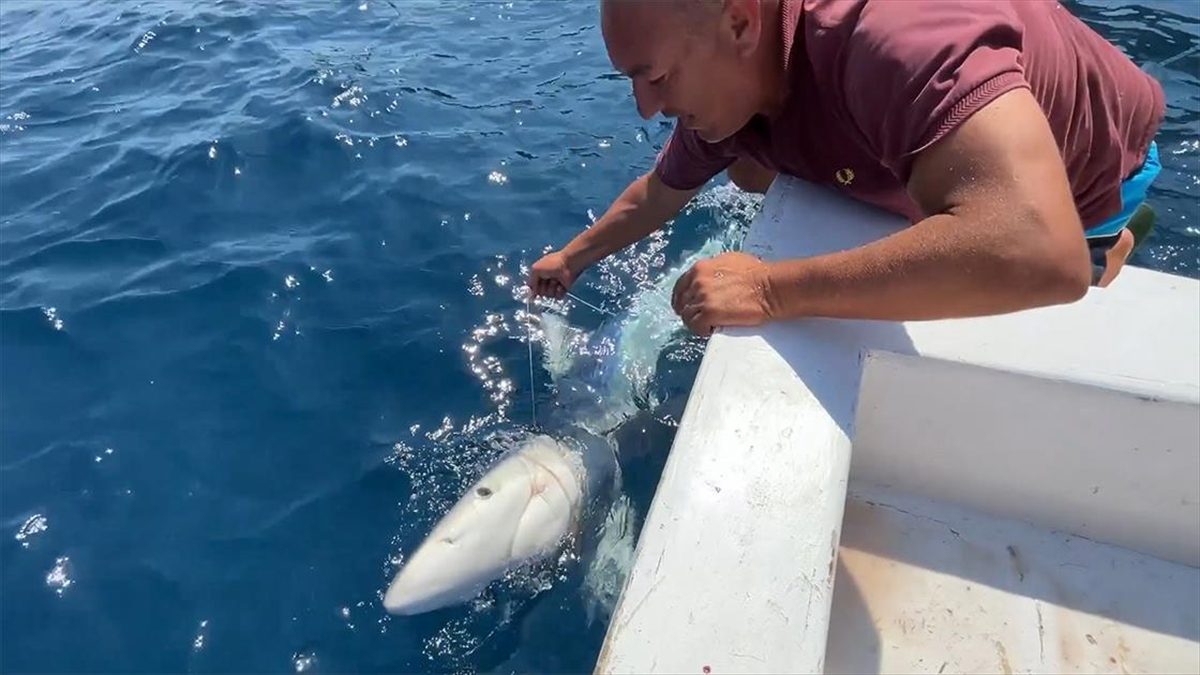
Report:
601,1,762,143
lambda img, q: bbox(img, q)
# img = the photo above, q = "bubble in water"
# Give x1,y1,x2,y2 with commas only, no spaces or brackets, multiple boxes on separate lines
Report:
426,417,455,442
322,269,333,283
15,515,48,548
0,111,29,133
135,30,156,53
208,145,217,159
388,441,414,467
284,275,299,289
292,650,318,672
42,307,63,331
46,556,73,595
598,139,611,149
193,620,209,651
1172,139,1199,155
332,85,366,108
488,171,508,185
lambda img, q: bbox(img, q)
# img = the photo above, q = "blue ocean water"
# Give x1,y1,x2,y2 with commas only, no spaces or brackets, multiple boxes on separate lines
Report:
0,1,1196,672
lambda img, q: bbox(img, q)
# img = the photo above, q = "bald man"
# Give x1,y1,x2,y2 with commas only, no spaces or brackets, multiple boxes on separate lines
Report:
527,0,1165,336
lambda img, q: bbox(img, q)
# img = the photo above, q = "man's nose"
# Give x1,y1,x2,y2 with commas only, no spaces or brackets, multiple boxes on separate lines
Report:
632,80,661,120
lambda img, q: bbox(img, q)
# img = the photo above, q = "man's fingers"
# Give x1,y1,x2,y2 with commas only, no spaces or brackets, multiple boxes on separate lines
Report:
672,267,695,315
680,303,704,336
528,276,568,299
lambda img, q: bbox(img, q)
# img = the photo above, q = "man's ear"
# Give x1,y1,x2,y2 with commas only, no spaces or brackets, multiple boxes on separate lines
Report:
723,0,763,58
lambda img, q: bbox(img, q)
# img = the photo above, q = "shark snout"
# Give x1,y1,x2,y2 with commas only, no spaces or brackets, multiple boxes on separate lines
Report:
383,435,585,615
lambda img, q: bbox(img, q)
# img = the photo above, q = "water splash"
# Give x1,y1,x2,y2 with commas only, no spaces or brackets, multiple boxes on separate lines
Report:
0,111,30,133
46,556,73,596
134,30,157,53
380,185,763,670
192,620,209,651
42,307,64,331
292,650,317,672
15,515,48,548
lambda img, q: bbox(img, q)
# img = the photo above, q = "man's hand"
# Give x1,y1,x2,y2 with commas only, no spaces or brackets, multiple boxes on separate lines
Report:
527,171,700,302
671,251,775,336
528,250,577,299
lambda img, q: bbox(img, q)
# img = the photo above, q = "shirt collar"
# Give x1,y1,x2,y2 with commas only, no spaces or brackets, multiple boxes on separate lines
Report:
779,0,804,77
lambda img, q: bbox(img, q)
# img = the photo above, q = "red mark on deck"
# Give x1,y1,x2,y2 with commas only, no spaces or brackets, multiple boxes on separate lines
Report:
702,667,711,674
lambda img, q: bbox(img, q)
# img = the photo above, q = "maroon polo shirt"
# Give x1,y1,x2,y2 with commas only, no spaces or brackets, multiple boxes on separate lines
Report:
654,0,1166,228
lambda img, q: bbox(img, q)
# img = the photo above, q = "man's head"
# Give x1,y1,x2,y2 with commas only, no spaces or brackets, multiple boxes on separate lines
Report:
600,0,775,143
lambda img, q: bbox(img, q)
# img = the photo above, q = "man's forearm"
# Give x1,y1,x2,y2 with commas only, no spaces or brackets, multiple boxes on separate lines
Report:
562,171,696,273
764,211,1092,321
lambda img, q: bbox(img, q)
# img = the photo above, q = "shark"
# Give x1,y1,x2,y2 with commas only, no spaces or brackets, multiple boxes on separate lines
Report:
383,235,729,616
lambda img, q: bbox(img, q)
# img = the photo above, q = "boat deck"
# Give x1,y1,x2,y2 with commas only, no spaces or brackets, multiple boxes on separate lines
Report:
829,484,1198,674
594,176,1200,674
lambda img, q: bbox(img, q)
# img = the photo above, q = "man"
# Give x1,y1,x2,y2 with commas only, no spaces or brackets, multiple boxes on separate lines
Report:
527,0,1165,336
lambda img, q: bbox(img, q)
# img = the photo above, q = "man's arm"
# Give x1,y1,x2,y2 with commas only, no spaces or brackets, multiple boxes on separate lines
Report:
529,170,699,297
564,170,699,272
671,88,1093,333
761,87,1091,321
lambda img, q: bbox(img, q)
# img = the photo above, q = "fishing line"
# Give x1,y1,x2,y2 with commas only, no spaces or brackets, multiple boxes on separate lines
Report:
526,294,537,428
566,291,615,317
1159,44,1199,69
522,286,614,428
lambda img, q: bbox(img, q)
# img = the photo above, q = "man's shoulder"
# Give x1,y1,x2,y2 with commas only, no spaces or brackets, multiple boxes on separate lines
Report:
653,125,741,192
796,0,1032,179
801,0,1025,51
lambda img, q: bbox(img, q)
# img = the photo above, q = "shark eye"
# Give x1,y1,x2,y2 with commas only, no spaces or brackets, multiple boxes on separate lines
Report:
476,487,493,498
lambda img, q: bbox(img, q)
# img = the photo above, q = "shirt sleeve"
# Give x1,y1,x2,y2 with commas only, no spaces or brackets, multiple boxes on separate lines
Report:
838,1,1032,183
653,123,738,191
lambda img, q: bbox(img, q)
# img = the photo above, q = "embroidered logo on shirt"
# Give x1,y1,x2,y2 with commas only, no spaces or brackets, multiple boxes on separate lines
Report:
835,168,855,187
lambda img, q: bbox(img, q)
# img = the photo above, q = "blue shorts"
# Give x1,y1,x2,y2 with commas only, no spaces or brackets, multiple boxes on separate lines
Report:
1084,141,1161,284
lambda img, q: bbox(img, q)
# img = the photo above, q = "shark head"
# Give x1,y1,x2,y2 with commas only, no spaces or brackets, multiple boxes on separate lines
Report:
384,435,586,615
